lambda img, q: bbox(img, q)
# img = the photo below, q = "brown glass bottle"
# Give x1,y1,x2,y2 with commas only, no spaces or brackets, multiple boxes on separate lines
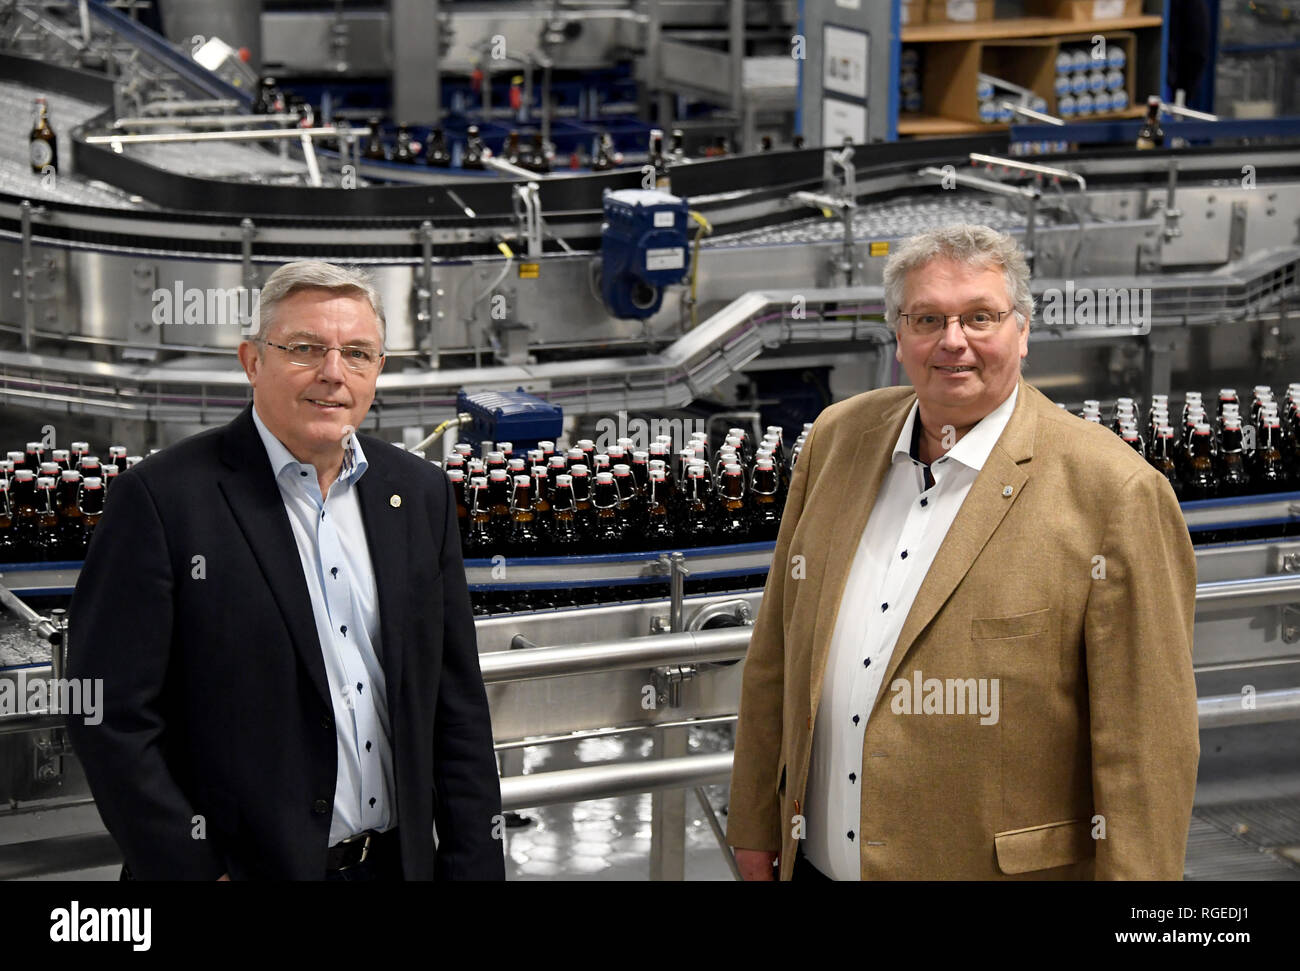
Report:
446,468,469,540
589,471,625,552
463,476,493,556
569,464,593,534
750,456,782,540
548,474,583,553
1185,423,1218,501
30,97,57,175
1216,417,1250,497
56,469,84,558
1254,417,1288,493
683,465,714,545
78,475,105,553
10,469,38,559
507,474,544,555
717,462,750,543
0,480,14,561
643,468,678,551
487,469,513,545
34,477,60,560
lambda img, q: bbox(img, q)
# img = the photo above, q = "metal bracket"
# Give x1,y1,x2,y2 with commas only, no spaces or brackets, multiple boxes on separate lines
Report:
1284,604,1300,644
1229,200,1247,262
511,182,544,258
240,217,258,333
414,220,440,368
652,664,698,709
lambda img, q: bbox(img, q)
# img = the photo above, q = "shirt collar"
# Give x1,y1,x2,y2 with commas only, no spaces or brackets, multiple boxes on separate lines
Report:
893,381,1019,473
251,404,368,486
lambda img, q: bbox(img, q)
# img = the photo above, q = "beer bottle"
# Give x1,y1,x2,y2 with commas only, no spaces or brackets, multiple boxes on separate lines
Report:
445,453,467,475
39,461,60,479
463,476,493,556
629,450,650,497
483,450,506,475
70,441,89,467
592,453,611,476
30,97,57,175
526,448,545,470
530,465,552,534
487,469,513,544
527,132,551,173
644,468,678,550
1135,96,1164,150
717,462,750,543
1257,416,1289,493
50,448,71,471
539,440,557,464
682,464,715,544
1119,425,1145,459
577,438,597,467
463,125,487,170
1217,417,1250,497
591,132,615,171
363,117,387,161
606,444,627,467
648,442,671,476
0,459,12,485
507,457,527,478
1185,423,1218,500
25,442,44,470
102,464,120,493
77,475,105,552
588,471,625,552
6,451,23,474
548,455,568,482
79,455,102,480
649,128,670,190
750,456,782,541
35,476,60,560
425,127,451,167
548,474,583,552
507,474,544,555
10,469,38,559
569,464,594,534
611,463,640,530
394,123,417,163
617,437,636,454
446,468,469,539
0,480,13,561
1149,426,1183,500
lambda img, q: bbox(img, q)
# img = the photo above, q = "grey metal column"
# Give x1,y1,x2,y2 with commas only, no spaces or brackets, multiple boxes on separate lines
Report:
649,552,690,880
729,0,745,151
391,0,441,124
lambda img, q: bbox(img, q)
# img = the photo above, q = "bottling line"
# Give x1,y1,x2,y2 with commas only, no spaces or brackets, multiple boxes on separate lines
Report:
0,0,1298,882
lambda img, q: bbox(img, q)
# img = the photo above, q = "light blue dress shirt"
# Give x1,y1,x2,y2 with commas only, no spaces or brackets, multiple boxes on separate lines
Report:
252,406,395,845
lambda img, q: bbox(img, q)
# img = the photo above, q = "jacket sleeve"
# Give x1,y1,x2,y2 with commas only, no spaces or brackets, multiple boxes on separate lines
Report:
65,470,227,880
430,470,506,879
1083,466,1200,879
726,421,820,853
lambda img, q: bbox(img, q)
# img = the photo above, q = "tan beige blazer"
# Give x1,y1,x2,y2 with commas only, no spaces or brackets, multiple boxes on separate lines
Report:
727,376,1199,879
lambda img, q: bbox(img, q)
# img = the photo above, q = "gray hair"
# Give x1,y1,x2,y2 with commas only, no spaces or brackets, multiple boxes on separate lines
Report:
252,260,386,347
883,223,1033,332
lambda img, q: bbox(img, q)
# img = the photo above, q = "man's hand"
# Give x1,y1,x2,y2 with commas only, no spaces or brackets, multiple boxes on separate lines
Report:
734,848,778,881
217,873,230,881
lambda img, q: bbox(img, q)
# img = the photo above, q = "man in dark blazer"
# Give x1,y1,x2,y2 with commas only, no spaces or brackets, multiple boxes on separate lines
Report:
66,260,504,880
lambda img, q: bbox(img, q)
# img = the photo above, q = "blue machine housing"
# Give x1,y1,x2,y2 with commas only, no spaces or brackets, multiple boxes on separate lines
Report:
456,388,564,456
600,188,690,319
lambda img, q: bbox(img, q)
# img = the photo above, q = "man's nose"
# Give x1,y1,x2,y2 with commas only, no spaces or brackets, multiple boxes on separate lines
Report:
316,347,348,381
937,317,968,350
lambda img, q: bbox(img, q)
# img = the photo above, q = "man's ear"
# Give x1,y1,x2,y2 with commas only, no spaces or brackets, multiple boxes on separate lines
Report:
237,340,260,385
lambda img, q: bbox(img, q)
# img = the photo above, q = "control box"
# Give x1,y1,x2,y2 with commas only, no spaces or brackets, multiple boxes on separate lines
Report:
600,188,690,319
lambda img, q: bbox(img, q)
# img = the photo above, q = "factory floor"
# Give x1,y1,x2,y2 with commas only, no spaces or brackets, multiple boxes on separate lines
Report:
2,719,1298,881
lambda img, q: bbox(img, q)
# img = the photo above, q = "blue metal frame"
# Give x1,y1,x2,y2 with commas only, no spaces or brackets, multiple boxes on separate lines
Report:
888,0,901,141
1010,114,1300,143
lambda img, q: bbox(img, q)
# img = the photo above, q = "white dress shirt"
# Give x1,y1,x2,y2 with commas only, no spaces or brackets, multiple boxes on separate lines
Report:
802,383,1018,880
252,406,395,846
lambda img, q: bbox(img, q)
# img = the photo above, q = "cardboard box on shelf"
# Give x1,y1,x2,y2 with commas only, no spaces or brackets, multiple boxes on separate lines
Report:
900,0,928,27
924,0,995,24
1030,0,1144,21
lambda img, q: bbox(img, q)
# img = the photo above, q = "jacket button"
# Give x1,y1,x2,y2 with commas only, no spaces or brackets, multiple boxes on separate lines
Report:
313,799,329,815
806,715,812,730
321,716,332,729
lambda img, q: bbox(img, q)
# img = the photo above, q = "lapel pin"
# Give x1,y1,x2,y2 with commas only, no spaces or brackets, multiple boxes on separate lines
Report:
390,494,402,508
1002,485,1014,497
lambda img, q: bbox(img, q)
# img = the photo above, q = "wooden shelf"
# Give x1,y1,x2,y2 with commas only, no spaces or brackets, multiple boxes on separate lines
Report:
897,105,1146,136
902,14,1162,42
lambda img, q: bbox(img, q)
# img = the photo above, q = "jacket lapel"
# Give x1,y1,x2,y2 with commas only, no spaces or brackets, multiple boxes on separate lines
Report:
871,377,1038,710
217,406,331,713
353,451,408,726
808,392,916,716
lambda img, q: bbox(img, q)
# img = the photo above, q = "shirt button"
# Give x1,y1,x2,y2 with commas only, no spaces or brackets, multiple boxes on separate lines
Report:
356,682,363,693
852,714,860,725
849,773,857,783
313,799,329,814
920,497,928,507
847,831,855,841
320,716,332,729
863,658,871,668
331,567,339,578
881,603,888,611
340,625,347,636
369,797,377,808
366,741,372,752
900,550,908,559
300,471,308,477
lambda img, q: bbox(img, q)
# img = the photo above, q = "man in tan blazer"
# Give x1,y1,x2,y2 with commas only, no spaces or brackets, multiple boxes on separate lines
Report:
727,223,1199,880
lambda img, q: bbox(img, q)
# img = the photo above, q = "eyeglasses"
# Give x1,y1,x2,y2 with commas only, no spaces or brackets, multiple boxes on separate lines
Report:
898,309,1015,336
258,339,384,373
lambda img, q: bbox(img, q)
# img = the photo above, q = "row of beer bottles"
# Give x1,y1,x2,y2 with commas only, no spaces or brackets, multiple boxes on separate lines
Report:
447,423,813,556
1080,385,1300,500
0,441,144,562
0,470,107,562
